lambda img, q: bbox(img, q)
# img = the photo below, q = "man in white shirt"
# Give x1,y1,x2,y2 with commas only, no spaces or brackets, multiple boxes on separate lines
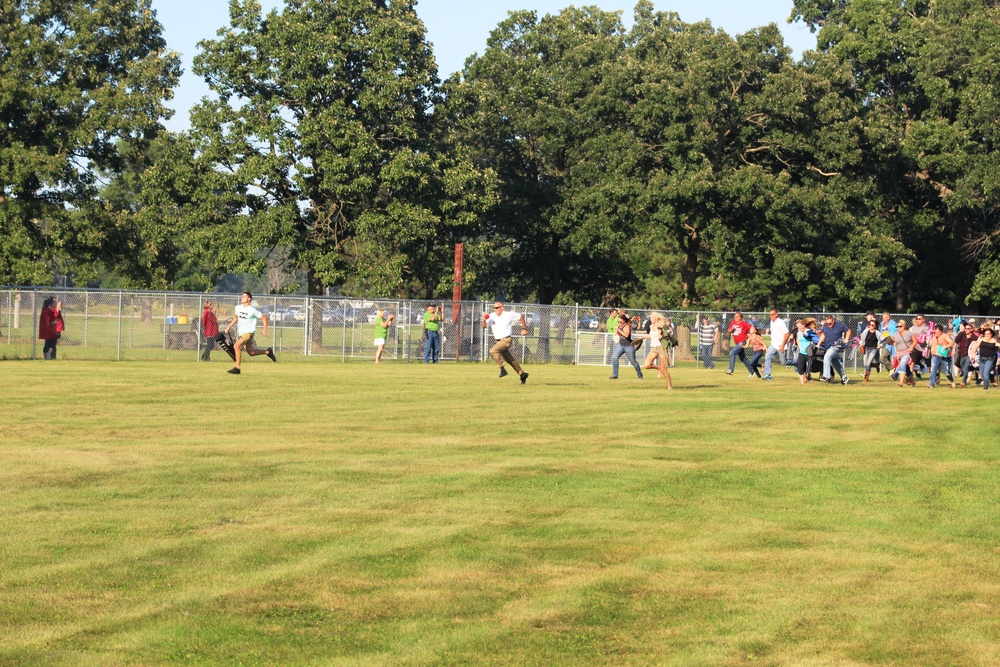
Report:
762,309,790,381
482,301,529,384
223,292,276,375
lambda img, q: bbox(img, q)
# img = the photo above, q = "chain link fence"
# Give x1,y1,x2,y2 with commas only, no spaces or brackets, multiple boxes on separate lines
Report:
1,287,978,368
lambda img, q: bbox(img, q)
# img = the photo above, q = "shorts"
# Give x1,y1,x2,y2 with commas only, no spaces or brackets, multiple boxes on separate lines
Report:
238,333,254,344
374,337,386,346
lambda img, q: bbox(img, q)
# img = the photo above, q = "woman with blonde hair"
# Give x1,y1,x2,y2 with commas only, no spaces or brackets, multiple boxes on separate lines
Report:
641,313,673,389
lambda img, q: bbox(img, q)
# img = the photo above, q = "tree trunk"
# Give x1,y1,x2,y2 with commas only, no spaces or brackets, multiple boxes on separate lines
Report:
676,325,694,360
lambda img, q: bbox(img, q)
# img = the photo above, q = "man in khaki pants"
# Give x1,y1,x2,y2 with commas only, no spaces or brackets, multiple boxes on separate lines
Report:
482,301,530,384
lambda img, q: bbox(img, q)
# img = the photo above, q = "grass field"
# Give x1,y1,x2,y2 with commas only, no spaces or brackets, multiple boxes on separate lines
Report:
4,358,1000,665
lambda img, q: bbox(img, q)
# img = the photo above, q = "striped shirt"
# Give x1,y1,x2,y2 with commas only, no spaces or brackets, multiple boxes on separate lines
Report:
698,324,717,347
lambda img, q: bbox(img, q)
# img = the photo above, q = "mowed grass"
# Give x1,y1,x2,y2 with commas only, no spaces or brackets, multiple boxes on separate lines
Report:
3,358,1000,666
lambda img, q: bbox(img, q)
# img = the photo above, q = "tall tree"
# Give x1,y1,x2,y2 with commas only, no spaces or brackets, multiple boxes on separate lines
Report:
189,0,493,308
0,0,181,285
565,4,882,310
792,0,1000,311
449,6,630,305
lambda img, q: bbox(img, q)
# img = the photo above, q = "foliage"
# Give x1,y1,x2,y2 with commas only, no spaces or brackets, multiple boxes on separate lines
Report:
5,0,1000,313
792,0,1000,310
188,0,495,300
448,6,631,305
0,0,180,285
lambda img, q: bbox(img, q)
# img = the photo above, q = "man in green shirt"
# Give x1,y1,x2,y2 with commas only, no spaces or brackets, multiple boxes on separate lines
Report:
423,304,442,363
605,308,619,334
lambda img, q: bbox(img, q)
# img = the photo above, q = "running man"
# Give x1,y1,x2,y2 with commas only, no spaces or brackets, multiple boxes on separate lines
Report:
223,292,276,375
482,301,529,384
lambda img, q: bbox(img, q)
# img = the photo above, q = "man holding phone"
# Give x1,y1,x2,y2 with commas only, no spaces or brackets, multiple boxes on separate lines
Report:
423,304,443,363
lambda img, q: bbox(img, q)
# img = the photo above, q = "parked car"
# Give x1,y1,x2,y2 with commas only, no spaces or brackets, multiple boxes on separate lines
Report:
322,306,357,324
268,307,292,322
288,305,307,321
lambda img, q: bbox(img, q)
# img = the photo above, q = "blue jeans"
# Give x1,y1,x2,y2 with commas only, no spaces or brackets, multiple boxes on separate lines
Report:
980,357,995,390
424,330,440,362
612,343,643,379
728,343,746,372
929,355,954,387
701,344,715,368
748,350,764,376
822,346,845,380
763,346,782,376
960,355,975,385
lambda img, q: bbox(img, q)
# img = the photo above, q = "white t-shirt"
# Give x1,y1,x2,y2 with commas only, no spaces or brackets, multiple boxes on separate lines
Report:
235,304,264,336
768,317,789,349
486,310,521,339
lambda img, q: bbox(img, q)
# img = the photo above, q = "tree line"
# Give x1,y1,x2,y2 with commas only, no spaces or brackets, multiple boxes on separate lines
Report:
2,0,998,312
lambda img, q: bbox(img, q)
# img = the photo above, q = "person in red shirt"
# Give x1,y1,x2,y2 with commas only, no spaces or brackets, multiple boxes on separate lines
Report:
38,297,65,360
201,300,219,361
725,311,753,375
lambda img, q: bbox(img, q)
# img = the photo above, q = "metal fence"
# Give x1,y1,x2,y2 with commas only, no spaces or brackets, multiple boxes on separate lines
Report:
1,287,977,367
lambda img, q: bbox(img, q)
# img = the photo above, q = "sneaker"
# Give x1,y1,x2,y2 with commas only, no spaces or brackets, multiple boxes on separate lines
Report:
841,377,849,385
749,372,755,378
725,370,734,375
266,348,276,362
609,376,618,380
762,375,772,381
520,372,529,385
227,367,240,375
499,367,508,378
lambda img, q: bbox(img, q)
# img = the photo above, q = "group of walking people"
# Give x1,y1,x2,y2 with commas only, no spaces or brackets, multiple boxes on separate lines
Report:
699,309,1000,390
854,312,999,390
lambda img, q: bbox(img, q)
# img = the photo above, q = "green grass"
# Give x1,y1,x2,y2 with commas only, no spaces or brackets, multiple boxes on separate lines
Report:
3,359,1000,665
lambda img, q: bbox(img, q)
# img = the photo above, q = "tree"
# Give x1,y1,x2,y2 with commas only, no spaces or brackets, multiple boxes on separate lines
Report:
449,6,631,305
564,4,883,310
0,0,181,285
792,0,1000,311
189,0,493,315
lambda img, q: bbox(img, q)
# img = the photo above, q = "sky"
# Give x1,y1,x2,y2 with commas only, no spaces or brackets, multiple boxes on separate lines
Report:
151,0,817,132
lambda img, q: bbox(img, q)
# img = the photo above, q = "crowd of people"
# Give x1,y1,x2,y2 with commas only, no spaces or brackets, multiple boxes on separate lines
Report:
36,291,1000,392
697,310,1000,390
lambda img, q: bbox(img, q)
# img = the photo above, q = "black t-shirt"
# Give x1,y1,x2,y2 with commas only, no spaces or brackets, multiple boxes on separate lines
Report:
979,340,997,362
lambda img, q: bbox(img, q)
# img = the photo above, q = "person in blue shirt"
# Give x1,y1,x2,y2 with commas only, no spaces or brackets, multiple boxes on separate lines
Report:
879,312,898,373
795,319,821,385
819,314,851,385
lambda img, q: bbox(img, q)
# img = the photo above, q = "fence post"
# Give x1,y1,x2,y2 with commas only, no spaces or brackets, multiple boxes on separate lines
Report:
162,294,167,351
31,288,38,360
117,291,123,361
304,297,310,357
84,291,89,348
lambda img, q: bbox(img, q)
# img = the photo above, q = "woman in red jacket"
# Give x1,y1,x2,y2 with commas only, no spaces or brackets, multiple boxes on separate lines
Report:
38,297,65,360
201,300,219,361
